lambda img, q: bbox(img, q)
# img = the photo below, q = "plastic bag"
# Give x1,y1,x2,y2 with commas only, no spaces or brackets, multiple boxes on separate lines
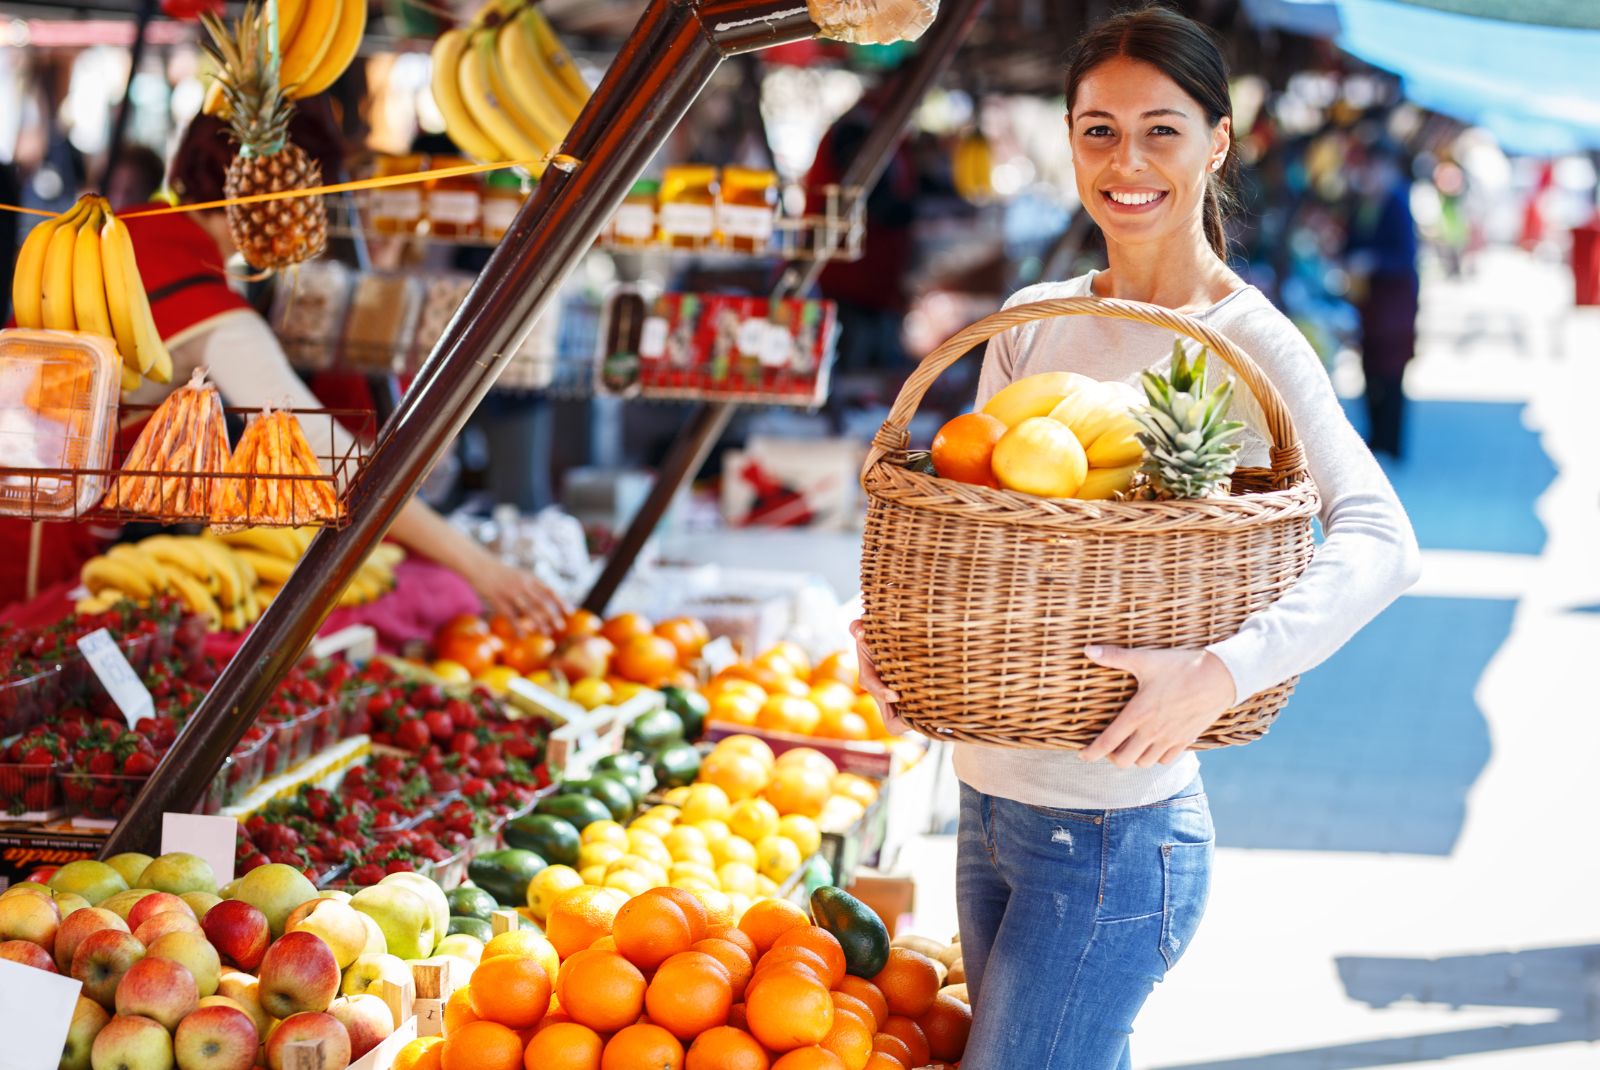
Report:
808,0,937,44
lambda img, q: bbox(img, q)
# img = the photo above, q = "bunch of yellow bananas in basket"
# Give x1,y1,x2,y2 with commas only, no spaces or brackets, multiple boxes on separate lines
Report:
11,194,173,393
430,0,592,174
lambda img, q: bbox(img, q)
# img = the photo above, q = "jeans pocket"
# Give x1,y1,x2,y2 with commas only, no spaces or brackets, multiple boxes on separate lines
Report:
1159,839,1212,970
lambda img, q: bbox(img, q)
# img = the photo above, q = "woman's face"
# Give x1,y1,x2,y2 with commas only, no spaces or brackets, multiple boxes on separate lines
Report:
1068,56,1230,251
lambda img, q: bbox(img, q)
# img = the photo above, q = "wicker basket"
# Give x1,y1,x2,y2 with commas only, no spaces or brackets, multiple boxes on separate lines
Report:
859,297,1321,750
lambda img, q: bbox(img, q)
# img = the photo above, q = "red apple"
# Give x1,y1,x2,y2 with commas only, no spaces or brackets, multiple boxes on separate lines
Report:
327,994,394,1059
553,636,612,680
90,1014,172,1070
201,901,270,972
126,892,195,934
264,1012,350,1070
60,995,110,1070
71,928,146,1008
115,955,198,1030
55,907,129,972
174,1003,258,1070
0,890,59,952
0,938,57,972
133,910,202,947
257,931,339,1018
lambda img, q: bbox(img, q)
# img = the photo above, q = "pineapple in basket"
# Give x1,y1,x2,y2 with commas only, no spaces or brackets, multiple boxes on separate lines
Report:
200,4,327,272
1127,340,1245,500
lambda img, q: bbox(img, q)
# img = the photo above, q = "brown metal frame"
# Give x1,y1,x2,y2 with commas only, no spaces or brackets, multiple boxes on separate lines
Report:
100,0,982,854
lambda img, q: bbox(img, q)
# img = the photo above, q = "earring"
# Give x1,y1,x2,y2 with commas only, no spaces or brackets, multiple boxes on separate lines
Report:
1211,160,1222,172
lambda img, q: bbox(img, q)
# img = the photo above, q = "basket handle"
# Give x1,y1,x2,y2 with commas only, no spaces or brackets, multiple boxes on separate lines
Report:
863,296,1308,487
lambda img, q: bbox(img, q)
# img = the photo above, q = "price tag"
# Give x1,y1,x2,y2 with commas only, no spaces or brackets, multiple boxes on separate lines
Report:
0,958,82,1070
760,322,794,368
639,317,669,359
161,813,238,886
76,629,153,727
700,636,739,676
737,317,769,357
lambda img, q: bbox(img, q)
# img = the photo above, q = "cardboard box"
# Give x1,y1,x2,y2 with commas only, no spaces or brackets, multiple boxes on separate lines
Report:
847,871,916,939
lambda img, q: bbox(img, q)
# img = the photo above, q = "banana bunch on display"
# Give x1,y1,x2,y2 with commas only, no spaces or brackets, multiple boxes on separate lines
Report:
213,527,404,611
430,0,592,173
11,194,173,393
952,131,996,204
78,535,263,631
202,0,367,114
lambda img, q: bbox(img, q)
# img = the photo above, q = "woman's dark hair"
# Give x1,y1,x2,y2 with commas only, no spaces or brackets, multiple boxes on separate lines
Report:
167,98,347,205
1064,5,1238,257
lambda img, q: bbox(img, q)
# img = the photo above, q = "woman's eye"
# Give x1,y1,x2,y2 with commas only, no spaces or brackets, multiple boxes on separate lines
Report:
1083,125,1113,138
1149,125,1178,136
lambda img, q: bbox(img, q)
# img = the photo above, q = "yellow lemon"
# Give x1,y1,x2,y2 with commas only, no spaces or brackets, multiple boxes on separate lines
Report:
714,734,777,769
671,878,719,901
662,787,692,807
830,772,879,807
679,783,732,824
755,835,802,884
579,864,606,886
663,825,709,860
481,930,560,984
808,680,855,717
476,665,521,694
629,818,674,841
820,796,867,831
577,842,625,871
603,868,653,897
431,660,471,684
646,804,683,823
716,861,759,896
711,835,758,868
610,680,648,702
526,864,585,920
728,798,781,844
569,677,615,710
754,876,778,898
729,893,756,922
627,836,673,870
581,820,630,850
697,888,737,929
669,861,720,888
693,819,731,847
607,856,667,887
777,814,822,858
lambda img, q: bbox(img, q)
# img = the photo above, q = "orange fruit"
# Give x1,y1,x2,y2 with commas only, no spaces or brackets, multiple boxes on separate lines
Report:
774,748,837,778
771,1048,847,1070
757,695,821,736
870,949,939,1019
878,1017,929,1068
600,612,654,647
615,634,681,686
851,695,889,739
444,986,480,1033
737,898,810,953
835,978,888,1030
564,610,603,639
763,766,830,818
645,951,734,1040
869,1034,913,1068
709,692,762,728
699,751,769,802
863,1055,905,1070
829,774,878,808
590,935,618,952
916,992,972,1062
746,970,834,1052
557,949,646,1034
754,945,833,988
503,633,556,675
547,886,628,960
532,1011,573,1034
655,617,710,661
685,1026,770,1070
442,1021,523,1070
714,735,777,769
829,991,878,1033
810,651,858,688
763,642,813,680
819,1012,874,1070
393,1036,444,1070
469,955,552,1029
771,928,846,988
709,925,760,962
650,886,710,943
691,937,754,1000
482,930,561,982
601,1023,684,1070
931,412,1006,488
613,891,695,971
523,1022,604,1070
816,709,871,741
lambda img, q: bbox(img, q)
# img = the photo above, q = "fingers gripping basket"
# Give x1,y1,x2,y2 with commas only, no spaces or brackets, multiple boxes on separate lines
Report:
859,297,1321,749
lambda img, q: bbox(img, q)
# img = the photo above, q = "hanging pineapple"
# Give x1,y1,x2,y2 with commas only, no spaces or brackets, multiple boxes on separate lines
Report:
200,3,327,272
1128,340,1246,500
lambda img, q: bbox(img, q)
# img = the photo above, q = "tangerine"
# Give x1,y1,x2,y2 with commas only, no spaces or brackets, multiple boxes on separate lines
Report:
523,1022,604,1070
757,695,822,736
655,617,710,661
600,612,654,647
747,969,834,1051
763,766,831,818
810,651,859,689
869,1034,913,1068
699,751,769,802
709,692,762,728
502,634,556,675
557,949,646,1034
737,898,810,953
469,954,552,1029
547,886,628,960
645,951,734,1040
819,1012,874,1070
774,747,837,778
563,610,603,639
392,1036,444,1070
615,634,681,686
685,1026,770,1070
601,1023,684,1070
441,1021,523,1070
878,1017,929,1068
931,412,1006,488
770,928,846,988
714,735,777,769
613,891,695,971
816,709,871,741
835,978,888,1030
444,986,480,1033
691,937,754,1000
770,1048,847,1070
916,992,972,1062
870,949,940,1018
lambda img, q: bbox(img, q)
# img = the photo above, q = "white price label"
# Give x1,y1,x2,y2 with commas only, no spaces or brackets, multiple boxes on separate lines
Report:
0,959,82,1070
76,629,153,727
639,317,670,359
718,203,775,242
658,202,715,239
612,203,655,241
736,318,769,357
161,813,239,886
427,191,480,227
700,636,739,676
760,322,794,368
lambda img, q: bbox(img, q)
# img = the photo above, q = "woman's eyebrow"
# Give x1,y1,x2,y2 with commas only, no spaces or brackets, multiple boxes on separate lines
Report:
1075,108,1190,120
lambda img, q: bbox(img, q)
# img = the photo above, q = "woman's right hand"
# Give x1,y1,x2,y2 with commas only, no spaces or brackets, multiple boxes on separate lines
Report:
849,619,910,736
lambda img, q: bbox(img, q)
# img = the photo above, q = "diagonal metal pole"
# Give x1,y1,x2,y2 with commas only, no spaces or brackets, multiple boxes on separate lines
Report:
102,0,820,855
582,0,987,615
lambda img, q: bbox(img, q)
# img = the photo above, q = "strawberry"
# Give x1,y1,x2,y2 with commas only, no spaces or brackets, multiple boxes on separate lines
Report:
123,752,157,776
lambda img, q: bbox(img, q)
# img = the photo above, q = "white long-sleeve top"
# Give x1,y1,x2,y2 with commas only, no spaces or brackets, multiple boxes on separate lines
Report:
952,273,1421,808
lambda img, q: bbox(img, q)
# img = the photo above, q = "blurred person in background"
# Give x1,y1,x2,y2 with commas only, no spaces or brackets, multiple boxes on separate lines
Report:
105,144,169,210
1345,138,1419,460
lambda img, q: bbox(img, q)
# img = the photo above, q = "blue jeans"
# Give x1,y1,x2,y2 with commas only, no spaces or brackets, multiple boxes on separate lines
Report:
956,778,1213,1069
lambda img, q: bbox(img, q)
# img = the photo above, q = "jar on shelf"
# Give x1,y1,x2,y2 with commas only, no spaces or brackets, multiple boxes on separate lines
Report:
424,156,483,239
718,166,779,254
483,170,530,241
608,179,659,248
657,165,719,249
367,154,428,235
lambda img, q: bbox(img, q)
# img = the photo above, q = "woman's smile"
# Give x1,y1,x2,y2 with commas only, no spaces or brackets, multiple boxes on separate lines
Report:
1101,188,1170,213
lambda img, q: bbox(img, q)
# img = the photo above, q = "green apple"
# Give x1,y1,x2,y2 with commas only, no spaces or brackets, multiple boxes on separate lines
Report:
54,891,91,918
433,933,484,966
47,861,128,906
341,953,410,998
231,864,317,938
138,852,217,897
355,911,387,957
377,873,448,955
350,885,436,962
180,891,223,920
288,899,367,969
317,890,352,903
104,853,154,888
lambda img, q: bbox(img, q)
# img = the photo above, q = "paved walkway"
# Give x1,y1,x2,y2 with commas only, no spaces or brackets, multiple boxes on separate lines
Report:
896,249,1600,1068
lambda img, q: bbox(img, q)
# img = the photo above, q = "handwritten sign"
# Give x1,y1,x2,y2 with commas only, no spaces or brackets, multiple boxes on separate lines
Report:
0,959,82,1070
161,813,238,886
75,629,153,727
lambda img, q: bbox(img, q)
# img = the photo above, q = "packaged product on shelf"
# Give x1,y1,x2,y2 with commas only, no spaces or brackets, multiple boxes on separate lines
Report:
482,169,530,241
342,272,421,372
607,179,659,248
719,165,779,254
424,156,484,238
657,164,719,248
413,273,477,370
102,368,229,519
367,153,430,234
269,258,352,371
0,329,120,519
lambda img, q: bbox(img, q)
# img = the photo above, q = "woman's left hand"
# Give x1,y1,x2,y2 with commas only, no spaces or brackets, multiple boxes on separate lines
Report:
468,554,570,636
1078,645,1238,767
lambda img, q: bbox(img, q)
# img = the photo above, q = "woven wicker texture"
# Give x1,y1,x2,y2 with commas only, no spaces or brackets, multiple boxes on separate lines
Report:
859,297,1321,750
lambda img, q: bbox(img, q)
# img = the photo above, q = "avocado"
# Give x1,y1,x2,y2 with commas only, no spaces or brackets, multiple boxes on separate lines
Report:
625,708,683,752
503,813,582,867
660,686,710,742
811,885,891,978
651,742,702,790
564,777,636,823
466,849,547,907
445,885,499,922
534,792,613,831
447,915,493,941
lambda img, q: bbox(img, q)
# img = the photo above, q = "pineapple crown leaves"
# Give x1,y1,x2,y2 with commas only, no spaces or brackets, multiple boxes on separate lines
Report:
1132,339,1247,498
200,2,293,159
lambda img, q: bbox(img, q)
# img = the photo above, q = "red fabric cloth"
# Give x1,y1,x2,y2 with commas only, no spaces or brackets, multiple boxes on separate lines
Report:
120,207,252,342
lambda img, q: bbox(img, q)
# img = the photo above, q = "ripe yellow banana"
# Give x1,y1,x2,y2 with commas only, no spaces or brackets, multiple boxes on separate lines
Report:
522,6,589,119
106,544,171,593
215,526,301,559
72,202,116,345
279,0,341,94
1076,463,1141,501
11,206,80,329
459,29,549,165
206,535,257,589
276,0,308,48
166,567,223,629
492,14,570,146
82,554,156,599
139,535,219,596
100,213,169,381
430,29,512,164
188,537,249,605
293,0,365,98
40,204,87,331
233,548,295,586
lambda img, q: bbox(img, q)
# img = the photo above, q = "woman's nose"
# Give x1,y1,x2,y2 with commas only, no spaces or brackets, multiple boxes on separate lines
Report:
1114,137,1148,174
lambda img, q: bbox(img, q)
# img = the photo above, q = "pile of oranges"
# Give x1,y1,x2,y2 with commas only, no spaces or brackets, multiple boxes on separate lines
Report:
703,643,894,745
393,888,970,1070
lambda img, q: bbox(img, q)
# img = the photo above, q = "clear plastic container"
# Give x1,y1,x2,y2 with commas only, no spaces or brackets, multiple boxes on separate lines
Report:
0,329,121,519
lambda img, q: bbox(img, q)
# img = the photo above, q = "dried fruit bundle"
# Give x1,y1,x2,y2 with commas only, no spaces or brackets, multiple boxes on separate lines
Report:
211,408,343,529
103,369,229,517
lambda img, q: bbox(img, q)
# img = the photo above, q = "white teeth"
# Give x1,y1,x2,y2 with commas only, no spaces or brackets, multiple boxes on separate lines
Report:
1107,191,1161,205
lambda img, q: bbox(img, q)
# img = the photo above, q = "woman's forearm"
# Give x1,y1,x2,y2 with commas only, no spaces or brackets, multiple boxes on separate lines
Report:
386,497,485,579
